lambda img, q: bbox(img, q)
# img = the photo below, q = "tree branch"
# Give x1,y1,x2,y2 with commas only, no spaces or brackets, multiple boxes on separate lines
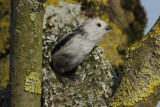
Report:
110,17,160,107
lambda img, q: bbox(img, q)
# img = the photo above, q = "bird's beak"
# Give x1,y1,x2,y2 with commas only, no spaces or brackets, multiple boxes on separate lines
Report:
106,25,112,30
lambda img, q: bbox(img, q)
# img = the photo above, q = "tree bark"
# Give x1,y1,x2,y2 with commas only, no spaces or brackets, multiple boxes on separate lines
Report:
1,0,157,106
41,1,149,106
110,17,160,107
9,0,45,106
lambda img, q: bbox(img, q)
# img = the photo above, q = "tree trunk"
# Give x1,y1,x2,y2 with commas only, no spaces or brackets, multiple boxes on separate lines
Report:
9,0,45,106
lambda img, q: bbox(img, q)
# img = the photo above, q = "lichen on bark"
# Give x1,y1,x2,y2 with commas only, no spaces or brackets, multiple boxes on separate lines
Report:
46,0,147,68
8,0,45,106
0,0,147,92
110,17,160,107
42,46,113,106
0,0,151,106
25,72,42,94
42,2,113,106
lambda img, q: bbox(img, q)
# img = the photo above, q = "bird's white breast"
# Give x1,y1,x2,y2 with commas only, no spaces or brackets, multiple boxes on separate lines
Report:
54,34,95,68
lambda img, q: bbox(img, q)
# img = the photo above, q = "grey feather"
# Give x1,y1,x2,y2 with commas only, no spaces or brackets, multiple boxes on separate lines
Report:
51,19,112,76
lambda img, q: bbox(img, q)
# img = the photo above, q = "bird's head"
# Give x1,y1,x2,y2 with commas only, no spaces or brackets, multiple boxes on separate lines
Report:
81,19,112,42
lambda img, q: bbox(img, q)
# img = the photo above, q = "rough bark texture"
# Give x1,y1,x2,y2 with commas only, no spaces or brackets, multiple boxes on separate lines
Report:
41,1,148,107
0,0,147,91
2,0,158,107
9,0,45,106
110,17,160,107
42,3,113,106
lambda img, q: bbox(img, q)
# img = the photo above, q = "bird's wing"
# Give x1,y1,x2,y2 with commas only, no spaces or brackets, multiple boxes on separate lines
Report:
51,31,75,54
51,27,85,54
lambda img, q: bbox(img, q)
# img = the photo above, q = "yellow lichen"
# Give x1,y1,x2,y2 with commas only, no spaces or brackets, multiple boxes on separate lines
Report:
47,0,61,6
30,13,38,21
96,6,128,67
64,0,77,4
100,13,109,23
149,23,160,40
110,67,160,107
43,2,47,10
87,0,108,5
47,0,77,6
126,19,160,53
99,26,127,67
110,18,160,107
102,0,108,6
25,72,42,94
130,41,144,51
47,0,107,7
142,35,148,41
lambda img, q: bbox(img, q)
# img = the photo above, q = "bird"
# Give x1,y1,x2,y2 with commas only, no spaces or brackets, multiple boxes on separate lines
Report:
50,19,112,76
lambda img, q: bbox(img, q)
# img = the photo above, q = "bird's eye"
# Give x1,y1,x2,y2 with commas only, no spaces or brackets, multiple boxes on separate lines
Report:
97,23,101,27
